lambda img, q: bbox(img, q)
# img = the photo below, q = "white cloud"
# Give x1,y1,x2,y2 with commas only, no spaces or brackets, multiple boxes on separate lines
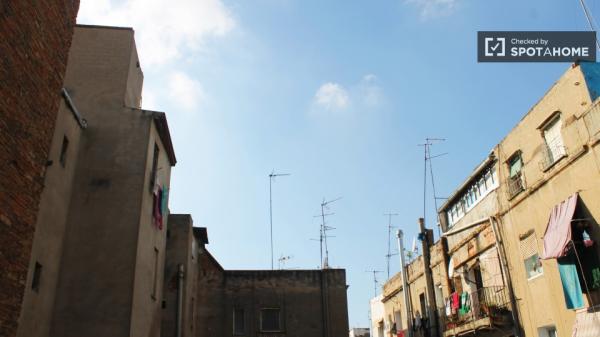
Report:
77,0,236,66
314,83,350,111
359,74,383,107
167,71,206,111
406,0,458,18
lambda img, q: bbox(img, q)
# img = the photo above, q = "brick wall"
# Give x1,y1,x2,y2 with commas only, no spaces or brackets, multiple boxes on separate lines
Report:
0,2,79,336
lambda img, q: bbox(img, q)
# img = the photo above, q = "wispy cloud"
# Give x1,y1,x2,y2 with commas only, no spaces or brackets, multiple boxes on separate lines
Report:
314,83,350,111
167,71,206,112
312,75,385,113
78,0,236,66
359,74,384,107
405,0,458,18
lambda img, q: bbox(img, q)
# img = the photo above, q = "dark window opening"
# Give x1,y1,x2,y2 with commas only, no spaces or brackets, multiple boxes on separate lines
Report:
150,143,159,191
233,307,245,335
32,262,42,292
260,308,281,332
60,136,69,167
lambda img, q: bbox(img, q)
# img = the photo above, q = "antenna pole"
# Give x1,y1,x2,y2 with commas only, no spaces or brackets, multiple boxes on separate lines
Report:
318,197,341,269
579,0,600,51
420,138,445,239
365,270,382,297
384,212,399,279
269,171,290,270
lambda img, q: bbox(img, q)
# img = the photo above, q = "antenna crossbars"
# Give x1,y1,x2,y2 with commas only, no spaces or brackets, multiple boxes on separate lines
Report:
384,212,399,280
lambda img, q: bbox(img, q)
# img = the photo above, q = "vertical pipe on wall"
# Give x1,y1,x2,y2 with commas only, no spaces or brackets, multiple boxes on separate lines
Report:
489,216,521,337
177,264,185,337
397,230,413,337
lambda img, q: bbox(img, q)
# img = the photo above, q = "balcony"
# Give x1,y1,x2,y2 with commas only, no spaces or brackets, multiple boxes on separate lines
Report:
438,286,513,337
539,140,567,172
507,171,525,200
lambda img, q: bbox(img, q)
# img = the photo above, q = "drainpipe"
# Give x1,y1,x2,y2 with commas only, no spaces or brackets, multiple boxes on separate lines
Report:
397,230,413,337
177,264,185,337
419,218,439,337
489,216,521,337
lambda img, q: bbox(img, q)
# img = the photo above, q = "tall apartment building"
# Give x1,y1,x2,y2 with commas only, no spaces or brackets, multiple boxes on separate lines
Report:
436,62,600,337
16,25,177,337
0,3,79,335
493,62,600,337
437,156,518,337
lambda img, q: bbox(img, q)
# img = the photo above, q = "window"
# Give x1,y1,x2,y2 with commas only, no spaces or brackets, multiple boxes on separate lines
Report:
150,143,159,191
394,310,402,330
520,233,543,279
59,136,69,167
32,262,42,292
260,308,281,332
190,297,195,331
446,165,498,227
507,152,525,198
233,308,245,335
542,115,566,167
152,247,159,300
537,325,557,337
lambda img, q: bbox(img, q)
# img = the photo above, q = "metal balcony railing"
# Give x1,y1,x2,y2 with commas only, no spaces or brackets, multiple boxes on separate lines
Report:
539,140,567,171
438,286,512,334
507,172,525,199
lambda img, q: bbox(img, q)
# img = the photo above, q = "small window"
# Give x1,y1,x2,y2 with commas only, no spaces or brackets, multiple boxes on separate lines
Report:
508,154,523,178
520,233,543,279
537,325,557,337
260,308,281,332
59,136,69,167
152,247,159,300
150,143,159,191
507,153,525,198
233,308,245,335
542,116,566,165
32,262,42,292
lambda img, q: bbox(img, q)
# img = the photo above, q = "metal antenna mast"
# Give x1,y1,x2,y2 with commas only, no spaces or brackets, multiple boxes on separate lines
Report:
384,212,399,280
418,138,446,238
269,171,290,270
278,255,292,270
579,0,600,51
365,270,383,297
318,197,342,269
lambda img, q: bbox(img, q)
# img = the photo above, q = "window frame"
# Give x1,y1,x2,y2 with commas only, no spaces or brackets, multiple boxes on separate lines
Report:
259,307,282,332
233,307,245,335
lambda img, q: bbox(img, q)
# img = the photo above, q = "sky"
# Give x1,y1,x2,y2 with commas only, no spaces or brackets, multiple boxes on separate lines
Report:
77,0,600,329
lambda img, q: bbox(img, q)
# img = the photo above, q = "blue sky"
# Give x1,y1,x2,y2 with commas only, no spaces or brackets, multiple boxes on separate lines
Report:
79,0,599,328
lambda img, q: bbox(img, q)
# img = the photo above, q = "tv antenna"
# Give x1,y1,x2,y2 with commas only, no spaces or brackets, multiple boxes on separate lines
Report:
384,212,399,280
365,269,383,297
314,196,342,269
418,138,447,238
278,255,293,269
269,170,290,270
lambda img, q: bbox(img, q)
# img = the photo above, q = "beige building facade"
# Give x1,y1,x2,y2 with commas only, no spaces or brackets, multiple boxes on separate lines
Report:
436,62,600,337
492,62,600,337
17,25,177,337
378,240,449,337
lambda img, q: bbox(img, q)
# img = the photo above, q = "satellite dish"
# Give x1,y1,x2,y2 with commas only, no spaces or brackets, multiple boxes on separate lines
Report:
448,257,455,278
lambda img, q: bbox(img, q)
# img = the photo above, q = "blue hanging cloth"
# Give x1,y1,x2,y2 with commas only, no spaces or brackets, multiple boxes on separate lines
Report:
557,254,584,309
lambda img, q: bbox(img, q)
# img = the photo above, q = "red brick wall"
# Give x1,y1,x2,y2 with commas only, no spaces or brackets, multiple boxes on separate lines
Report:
0,2,79,336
